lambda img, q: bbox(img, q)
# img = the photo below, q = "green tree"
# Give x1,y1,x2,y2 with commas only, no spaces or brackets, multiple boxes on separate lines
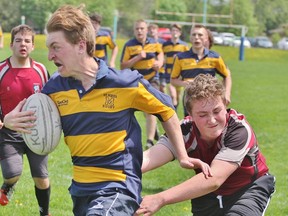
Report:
116,0,155,37
254,0,288,35
0,0,22,32
230,0,259,36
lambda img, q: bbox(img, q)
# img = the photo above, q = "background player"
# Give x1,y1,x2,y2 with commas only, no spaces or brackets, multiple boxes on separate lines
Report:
121,19,164,149
89,13,118,68
162,24,189,109
171,24,232,117
0,24,51,216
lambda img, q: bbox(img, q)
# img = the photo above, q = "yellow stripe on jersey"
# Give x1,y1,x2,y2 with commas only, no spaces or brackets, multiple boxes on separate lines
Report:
65,130,126,156
132,58,155,69
73,165,126,183
50,87,138,116
171,55,229,80
134,82,175,121
50,82,174,121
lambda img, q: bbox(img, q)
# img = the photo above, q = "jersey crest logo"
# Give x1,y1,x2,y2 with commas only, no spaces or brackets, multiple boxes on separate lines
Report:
33,83,41,93
103,93,117,109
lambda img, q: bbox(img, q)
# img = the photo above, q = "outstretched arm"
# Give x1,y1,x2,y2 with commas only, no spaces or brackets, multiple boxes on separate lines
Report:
142,138,212,178
161,113,194,169
142,144,174,173
136,159,238,216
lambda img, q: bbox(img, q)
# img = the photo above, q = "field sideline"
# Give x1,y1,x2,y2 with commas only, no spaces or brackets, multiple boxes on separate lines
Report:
0,33,288,215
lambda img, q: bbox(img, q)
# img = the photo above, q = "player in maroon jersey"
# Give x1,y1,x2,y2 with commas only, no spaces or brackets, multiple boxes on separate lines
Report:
0,24,51,216
137,74,275,216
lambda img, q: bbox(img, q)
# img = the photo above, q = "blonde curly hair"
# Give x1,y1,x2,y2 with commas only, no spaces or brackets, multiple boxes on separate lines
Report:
184,74,226,114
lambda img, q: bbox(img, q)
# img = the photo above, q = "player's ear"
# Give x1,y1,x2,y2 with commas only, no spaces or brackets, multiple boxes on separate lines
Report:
78,40,86,54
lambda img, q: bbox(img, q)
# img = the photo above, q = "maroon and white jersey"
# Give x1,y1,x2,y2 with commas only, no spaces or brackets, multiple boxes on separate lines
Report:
0,58,49,119
161,108,269,196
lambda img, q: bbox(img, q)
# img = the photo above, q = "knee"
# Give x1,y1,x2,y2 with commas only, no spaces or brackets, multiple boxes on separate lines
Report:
33,177,50,189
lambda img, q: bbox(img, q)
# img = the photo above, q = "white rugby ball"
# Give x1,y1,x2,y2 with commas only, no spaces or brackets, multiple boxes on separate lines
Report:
21,93,62,155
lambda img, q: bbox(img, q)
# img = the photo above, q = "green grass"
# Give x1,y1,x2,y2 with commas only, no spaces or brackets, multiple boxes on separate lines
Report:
1,34,288,215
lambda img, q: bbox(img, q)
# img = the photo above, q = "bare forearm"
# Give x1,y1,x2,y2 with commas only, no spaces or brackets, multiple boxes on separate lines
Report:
161,114,187,160
224,73,232,103
171,78,188,88
142,144,174,173
158,173,217,206
109,46,118,67
120,55,141,69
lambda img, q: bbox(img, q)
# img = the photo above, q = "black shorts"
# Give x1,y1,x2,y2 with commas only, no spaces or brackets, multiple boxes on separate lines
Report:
0,128,49,179
191,174,275,216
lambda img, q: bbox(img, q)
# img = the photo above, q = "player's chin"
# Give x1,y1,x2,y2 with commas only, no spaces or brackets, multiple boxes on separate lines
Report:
58,68,69,77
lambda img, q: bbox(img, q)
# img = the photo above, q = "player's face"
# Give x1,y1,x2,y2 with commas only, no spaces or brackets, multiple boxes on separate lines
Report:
171,27,181,39
190,96,227,144
134,22,147,43
91,20,101,35
190,27,208,49
46,31,80,77
148,27,158,38
10,32,34,59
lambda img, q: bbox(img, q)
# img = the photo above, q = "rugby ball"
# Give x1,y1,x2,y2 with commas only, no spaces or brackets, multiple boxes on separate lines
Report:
21,93,62,155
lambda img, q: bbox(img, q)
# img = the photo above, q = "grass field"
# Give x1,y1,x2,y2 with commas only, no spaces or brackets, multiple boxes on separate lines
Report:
0,34,288,215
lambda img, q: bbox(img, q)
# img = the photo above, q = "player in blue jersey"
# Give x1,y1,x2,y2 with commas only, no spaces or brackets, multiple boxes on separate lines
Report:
171,24,232,117
147,23,166,93
121,19,165,149
89,13,118,68
162,24,189,110
3,5,211,216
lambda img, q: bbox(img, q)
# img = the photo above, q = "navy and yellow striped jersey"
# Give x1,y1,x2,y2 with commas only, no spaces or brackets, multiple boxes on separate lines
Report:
120,37,162,81
162,39,189,74
94,30,116,63
41,59,175,203
171,48,229,81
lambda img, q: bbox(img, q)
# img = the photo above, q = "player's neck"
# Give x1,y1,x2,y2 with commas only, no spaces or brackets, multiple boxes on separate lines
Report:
172,37,179,44
10,56,31,68
75,57,99,91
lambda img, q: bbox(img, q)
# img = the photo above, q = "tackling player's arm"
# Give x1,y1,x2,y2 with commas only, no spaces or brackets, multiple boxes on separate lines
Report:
136,159,238,216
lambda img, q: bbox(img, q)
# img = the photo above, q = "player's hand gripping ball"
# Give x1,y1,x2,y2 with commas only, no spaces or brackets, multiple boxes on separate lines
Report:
21,93,62,155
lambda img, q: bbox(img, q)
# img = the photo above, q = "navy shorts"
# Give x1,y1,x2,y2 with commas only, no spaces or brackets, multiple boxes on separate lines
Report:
191,174,275,216
71,188,139,216
0,128,49,179
159,72,170,87
148,76,160,90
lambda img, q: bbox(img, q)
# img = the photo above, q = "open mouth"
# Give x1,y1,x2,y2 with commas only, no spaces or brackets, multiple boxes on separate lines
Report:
20,49,26,54
54,62,62,67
